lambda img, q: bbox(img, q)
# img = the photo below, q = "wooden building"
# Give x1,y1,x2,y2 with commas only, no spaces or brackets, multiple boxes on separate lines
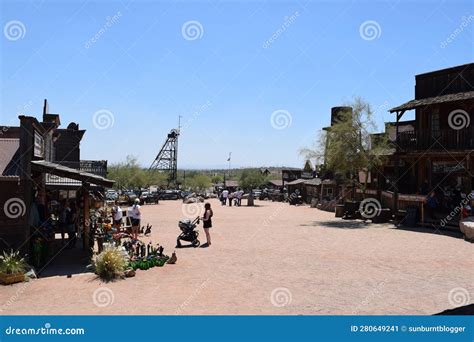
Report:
0,100,114,253
389,63,473,196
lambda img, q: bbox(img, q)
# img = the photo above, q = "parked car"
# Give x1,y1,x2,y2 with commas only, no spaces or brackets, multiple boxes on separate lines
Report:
252,189,262,199
140,191,159,204
160,190,180,200
179,191,192,199
106,189,118,201
123,191,137,205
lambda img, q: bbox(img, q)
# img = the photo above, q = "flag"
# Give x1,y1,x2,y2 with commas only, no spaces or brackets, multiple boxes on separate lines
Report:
227,153,231,162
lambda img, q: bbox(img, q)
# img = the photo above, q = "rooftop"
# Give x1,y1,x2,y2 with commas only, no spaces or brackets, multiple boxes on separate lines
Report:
389,90,474,113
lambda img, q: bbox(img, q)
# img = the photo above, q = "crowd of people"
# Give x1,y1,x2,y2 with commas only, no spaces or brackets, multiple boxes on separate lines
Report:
110,197,214,248
423,182,472,219
218,189,244,206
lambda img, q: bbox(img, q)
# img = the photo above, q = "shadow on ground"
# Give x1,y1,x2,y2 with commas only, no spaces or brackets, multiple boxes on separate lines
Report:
38,238,92,278
393,225,464,240
435,304,474,315
301,220,372,229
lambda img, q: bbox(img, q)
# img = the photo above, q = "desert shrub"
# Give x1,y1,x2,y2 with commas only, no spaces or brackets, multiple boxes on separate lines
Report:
0,250,27,274
94,244,128,280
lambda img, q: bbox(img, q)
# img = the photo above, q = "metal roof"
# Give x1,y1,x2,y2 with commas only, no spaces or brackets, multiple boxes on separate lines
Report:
0,139,20,176
31,160,114,188
286,179,307,185
267,179,283,186
389,91,474,113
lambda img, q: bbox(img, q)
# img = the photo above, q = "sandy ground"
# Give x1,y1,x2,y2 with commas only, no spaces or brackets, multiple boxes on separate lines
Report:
0,200,472,315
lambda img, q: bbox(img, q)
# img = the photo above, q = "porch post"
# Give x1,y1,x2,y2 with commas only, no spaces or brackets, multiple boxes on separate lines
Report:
393,110,405,214
83,183,90,252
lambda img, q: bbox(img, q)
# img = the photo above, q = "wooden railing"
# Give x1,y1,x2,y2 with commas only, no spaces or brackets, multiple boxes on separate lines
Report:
397,127,474,151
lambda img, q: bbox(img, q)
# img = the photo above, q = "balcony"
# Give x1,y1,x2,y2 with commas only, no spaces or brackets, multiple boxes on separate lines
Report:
397,127,474,151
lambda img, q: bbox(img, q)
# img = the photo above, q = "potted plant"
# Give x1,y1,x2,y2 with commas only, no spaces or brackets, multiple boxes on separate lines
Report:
0,250,27,285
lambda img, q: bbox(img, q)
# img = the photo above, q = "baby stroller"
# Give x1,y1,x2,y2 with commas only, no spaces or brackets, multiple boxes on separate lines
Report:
176,216,200,248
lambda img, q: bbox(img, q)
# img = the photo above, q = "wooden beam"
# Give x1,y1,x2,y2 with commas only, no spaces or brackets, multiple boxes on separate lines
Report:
83,183,90,253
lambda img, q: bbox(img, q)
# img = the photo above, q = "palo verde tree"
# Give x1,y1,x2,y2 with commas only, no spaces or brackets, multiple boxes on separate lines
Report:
301,97,391,199
239,169,268,191
238,169,268,206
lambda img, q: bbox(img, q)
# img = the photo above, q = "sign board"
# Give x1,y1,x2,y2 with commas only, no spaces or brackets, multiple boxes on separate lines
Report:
432,161,464,174
33,131,44,158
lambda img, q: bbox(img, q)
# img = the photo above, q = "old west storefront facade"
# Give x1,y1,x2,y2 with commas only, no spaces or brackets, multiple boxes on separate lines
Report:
0,102,114,259
388,64,473,198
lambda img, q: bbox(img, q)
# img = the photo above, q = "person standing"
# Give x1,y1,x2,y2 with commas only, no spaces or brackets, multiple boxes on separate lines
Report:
112,200,123,231
58,200,68,245
66,201,77,248
201,202,213,247
236,189,243,206
222,189,229,206
130,198,141,240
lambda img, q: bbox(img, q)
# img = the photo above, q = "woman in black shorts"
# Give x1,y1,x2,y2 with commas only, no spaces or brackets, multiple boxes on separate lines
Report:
201,202,213,247
131,198,141,240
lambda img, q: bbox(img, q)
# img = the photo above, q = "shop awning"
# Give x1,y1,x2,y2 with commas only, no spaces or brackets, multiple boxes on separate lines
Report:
31,160,115,188
389,91,474,113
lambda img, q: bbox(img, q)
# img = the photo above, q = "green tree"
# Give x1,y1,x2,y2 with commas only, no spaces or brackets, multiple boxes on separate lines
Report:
188,174,211,192
108,155,143,189
239,169,267,191
301,97,391,198
211,175,223,184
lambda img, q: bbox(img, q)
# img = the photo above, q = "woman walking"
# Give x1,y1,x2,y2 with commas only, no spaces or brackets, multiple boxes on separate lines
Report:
201,202,213,248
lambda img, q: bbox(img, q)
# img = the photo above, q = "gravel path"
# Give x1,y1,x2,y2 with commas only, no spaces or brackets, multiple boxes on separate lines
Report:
1,200,472,315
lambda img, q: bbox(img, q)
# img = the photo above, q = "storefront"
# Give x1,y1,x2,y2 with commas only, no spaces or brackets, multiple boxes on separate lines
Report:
0,110,114,272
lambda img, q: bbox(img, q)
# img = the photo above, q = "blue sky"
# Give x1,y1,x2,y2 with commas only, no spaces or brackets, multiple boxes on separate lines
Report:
1,0,472,168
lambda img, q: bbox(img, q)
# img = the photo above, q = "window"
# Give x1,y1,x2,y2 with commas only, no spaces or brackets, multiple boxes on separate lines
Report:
431,108,440,137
